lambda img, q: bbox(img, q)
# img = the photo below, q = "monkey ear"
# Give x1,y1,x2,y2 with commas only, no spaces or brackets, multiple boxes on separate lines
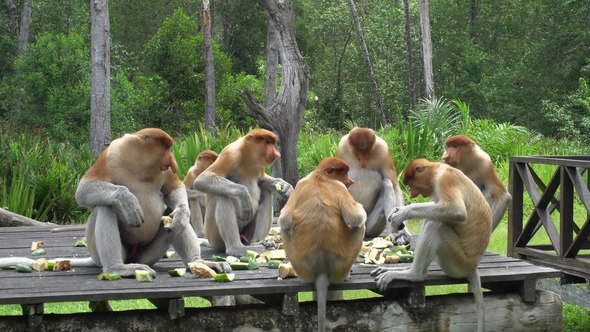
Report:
415,166,424,173
327,168,334,174
142,135,151,141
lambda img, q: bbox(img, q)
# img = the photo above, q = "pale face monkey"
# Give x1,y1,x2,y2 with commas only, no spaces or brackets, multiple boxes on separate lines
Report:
193,129,293,257
182,150,218,237
371,159,491,332
279,157,366,332
442,134,511,231
72,128,230,277
336,127,410,245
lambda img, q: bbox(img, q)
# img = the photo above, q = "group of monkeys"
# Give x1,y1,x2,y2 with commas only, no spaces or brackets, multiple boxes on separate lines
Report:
0,126,510,332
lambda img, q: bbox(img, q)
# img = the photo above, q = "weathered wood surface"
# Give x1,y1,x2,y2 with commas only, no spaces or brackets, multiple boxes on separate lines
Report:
0,291,563,332
0,225,561,306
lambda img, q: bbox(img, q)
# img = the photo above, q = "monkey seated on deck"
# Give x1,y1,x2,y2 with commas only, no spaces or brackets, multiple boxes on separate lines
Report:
193,128,293,257
279,157,366,332
183,150,218,238
371,158,491,332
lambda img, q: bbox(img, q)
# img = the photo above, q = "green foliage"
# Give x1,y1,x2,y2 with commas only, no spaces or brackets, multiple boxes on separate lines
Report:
8,30,90,143
143,8,234,134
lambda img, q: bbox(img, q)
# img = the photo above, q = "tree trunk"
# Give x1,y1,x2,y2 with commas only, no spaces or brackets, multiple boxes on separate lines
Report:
243,0,309,192
203,0,216,134
221,0,231,48
347,0,387,127
90,0,111,156
403,0,416,110
470,0,478,41
420,0,435,101
5,0,18,40
17,1,31,54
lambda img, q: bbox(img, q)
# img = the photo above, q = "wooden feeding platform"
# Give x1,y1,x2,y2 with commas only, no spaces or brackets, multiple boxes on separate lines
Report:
0,225,563,332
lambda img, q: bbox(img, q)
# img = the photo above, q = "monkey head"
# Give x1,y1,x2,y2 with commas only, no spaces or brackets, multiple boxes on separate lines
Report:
245,129,281,167
196,150,218,168
131,128,179,174
347,127,377,168
317,157,355,188
402,158,436,199
442,135,476,167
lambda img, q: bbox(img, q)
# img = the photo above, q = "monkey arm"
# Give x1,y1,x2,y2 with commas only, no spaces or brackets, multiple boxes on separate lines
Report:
164,186,190,223
193,171,254,221
491,192,512,231
75,180,144,227
186,188,204,202
340,199,367,229
258,175,293,199
388,202,467,230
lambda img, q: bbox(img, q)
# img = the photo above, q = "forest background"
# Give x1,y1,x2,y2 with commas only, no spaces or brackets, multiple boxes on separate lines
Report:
0,0,589,225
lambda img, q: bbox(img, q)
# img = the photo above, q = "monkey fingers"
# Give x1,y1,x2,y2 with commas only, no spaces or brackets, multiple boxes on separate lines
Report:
374,271,399,292
275,180,293,198
369,266,394,277
194,259,232,273
113,188,144,228
388,226,412,246
106,263,156,278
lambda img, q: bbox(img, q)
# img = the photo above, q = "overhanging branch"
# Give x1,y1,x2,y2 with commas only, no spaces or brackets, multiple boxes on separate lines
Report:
241,88,276,131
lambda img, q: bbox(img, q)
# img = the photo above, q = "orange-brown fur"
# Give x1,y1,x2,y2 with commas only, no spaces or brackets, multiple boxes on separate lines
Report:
442,135,511,231
183,150,218,189
279,157,366,331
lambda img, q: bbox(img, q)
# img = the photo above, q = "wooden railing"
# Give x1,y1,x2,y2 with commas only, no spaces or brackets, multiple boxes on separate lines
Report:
509,155,590,282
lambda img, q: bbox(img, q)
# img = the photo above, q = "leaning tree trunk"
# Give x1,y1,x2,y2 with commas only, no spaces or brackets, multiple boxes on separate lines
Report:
419,0,435,101
90,0,111,156
17,1,31,54
243,0,309,192
203,0,216,134
403,0,416,110
347,0,387,127
0,208,54,227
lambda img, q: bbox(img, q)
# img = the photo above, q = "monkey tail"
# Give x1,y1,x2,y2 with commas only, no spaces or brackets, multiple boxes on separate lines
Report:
467,269,485,332
315,273,330,332
0,257,96,268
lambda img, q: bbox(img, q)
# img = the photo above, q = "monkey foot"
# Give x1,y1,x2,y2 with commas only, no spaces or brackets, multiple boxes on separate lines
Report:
104,263,156,278
195,259,232,273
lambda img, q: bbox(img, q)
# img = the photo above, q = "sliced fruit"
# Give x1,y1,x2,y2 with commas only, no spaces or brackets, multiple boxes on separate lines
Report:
168,268,187,277
213,273,235,282
135,270,154,282
97,272,122,280
15,263,32,273
163,251,176,258
31,248,46,256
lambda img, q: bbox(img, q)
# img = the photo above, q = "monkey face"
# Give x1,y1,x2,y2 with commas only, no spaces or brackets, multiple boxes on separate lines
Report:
348,128,376,168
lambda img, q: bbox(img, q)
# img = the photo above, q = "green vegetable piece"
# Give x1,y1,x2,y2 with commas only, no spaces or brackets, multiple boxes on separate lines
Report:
168,268,187,277
74,237,87,247
31,248,46,256
267,260,281,269
135,270,154,282
399,254,414,263
213,273,235,282
15,263,32,273
395,245,409,255
97,272,122,280
212,255,226,262
358,263,378,268
225,256,240,263
163,251,175,258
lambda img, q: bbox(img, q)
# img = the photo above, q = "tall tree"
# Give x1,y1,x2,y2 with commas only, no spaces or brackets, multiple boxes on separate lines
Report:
420,0,435,100
243,0,309,190
203,0,216,134
347,0,387,127
90,0,111,155
5,0,32,56
403,0,416,110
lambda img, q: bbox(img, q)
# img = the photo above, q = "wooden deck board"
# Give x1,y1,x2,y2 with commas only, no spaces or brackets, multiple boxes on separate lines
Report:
0,226,561,306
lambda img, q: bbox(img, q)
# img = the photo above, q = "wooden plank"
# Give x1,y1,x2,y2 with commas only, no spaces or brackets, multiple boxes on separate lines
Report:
509,160,525,258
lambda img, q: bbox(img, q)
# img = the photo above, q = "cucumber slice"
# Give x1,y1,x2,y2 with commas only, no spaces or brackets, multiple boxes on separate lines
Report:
135,270,154,282
213,273,235,282
168,268,187,277
163,251,176,258
15,263,32,273
225,256,240,263
97,272,122,280
267,260,281,269
358,263,378,268
31,248,46,256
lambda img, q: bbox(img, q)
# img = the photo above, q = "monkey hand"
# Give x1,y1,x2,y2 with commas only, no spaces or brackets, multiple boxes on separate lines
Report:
169,204,190,229
186,189,202,202
373,271,398,292
274,179,293,199
387,224,412,246
194,259,232,273
105,263,156,278
387,207,408,232
113,187,144,228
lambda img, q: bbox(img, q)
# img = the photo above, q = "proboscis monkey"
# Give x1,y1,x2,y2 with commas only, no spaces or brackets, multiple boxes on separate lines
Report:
336,127,410,245
442,135,511,231
193,128,293,257
0,129,231,276
279,157,366,332
371,159,491,332
182,150,218,237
